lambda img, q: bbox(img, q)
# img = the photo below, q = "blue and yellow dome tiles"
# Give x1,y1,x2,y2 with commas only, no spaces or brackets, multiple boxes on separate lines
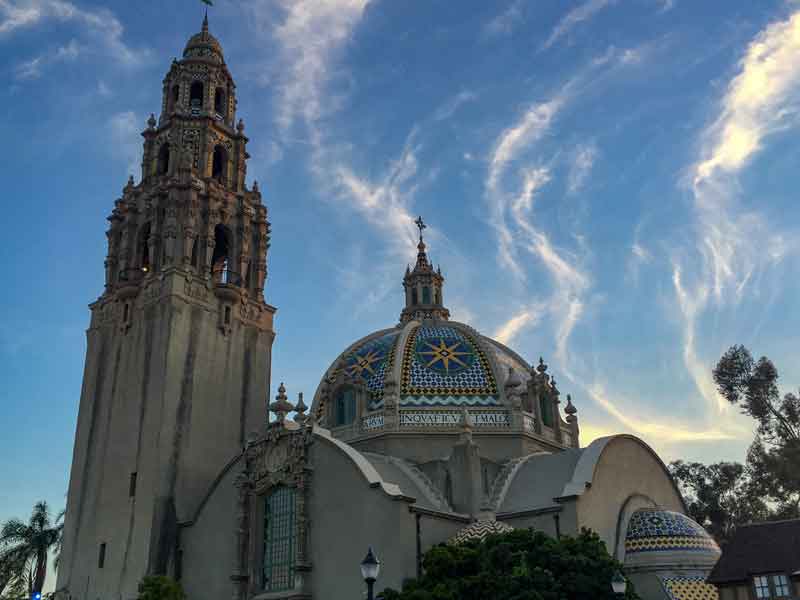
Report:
624,509,721,556
400,325,499,407
334,331,399,409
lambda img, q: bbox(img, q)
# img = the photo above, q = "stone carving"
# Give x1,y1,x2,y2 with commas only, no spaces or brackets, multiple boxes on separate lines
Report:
184,277,208,301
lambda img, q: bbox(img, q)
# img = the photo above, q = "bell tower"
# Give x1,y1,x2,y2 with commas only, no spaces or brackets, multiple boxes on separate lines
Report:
56,18,275,600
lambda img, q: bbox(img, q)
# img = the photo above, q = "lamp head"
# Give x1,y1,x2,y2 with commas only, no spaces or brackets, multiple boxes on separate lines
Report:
611,570,627,594
360,546,380,582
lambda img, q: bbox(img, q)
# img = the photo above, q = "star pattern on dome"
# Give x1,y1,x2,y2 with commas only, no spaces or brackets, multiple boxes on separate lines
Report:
401,325,497,398
417,338,473,374
347,348,384,378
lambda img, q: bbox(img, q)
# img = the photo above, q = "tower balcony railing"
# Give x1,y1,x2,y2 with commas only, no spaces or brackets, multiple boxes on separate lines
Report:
212,267,244,301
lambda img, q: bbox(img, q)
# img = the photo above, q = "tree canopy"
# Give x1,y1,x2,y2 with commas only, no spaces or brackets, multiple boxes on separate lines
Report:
137,576,186,600
0,502,63,598
671,345,800,544
378,528,637,600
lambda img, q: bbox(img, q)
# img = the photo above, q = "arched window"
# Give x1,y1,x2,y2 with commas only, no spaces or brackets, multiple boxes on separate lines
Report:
139,223,151,271
211,224,231,280
168,84,180,113
540,395,554,428
211,145,227,183
333,388,356,426
434,288,441,305
422,286,431,304
190,235,199,268
214,87,226,116
262,486,296,592
156,143,170,175
189,81,203,113
411,288,418,305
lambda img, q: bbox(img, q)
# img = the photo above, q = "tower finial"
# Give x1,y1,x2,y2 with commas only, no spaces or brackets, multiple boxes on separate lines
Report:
202,10,209,35
414,215,426,243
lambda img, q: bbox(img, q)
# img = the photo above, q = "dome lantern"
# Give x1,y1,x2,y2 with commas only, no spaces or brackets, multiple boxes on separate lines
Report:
399,216,450,324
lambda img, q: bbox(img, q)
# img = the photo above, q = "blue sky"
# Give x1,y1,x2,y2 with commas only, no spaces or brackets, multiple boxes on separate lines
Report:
2,0,800,543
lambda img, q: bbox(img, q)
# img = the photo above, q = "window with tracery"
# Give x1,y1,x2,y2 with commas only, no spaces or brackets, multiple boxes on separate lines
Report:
540,395,554,428
262,486,296,592
334,388,356,426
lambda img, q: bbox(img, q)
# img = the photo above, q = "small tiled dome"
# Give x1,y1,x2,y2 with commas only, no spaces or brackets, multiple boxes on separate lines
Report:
183,16,224,62
449,519,514,545
625,509,721,567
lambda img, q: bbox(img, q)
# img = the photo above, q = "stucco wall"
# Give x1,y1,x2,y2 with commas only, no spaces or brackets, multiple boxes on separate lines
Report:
179,455,241,600
573,436,684,560
309,438,419,599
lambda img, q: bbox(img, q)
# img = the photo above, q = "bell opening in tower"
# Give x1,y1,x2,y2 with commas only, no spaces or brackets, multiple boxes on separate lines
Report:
190,81,203,115
212,145,228,183
157,143,170,176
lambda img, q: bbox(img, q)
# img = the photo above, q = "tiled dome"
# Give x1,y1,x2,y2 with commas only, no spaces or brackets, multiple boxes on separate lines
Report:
625,509,721,566
315,320,530,416
449,519,514,545
183,16,224,62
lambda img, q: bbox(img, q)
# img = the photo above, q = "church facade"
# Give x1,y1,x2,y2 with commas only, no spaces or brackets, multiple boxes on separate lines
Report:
56,20,721,600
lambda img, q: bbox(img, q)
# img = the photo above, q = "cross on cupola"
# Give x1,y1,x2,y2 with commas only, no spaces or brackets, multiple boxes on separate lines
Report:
399,216,450,324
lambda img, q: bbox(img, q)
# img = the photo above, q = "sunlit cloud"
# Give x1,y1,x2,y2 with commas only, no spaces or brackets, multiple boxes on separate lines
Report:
542,0,616,51
586,382,737,442
487,96,566,278
493,305,544,346
674,9,800,412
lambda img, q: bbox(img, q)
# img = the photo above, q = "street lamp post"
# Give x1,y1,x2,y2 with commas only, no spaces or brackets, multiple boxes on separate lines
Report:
611,570,627,596
360,547,381,600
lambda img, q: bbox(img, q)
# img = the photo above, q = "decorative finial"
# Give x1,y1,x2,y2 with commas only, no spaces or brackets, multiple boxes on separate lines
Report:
252,180,259,192
269,382,294,424
126,175,134,188
505,366,522,391
202,10,209,35
565,394,577,415
147,113,156,129
294,392,308,425
536,357,548,374
237,118,245,133
414,215,426,243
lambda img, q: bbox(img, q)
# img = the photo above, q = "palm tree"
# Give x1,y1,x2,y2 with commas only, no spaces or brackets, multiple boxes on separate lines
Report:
0,501,64,597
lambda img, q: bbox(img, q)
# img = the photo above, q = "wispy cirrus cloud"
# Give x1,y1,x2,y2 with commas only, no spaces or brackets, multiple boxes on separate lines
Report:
487,95,567,279
542,0,616,51
14,37,79,79
586,382,738,443
0,0,149,66
674,9,800,412
567,142,597,194
108,111,141,177
482,0,524,39
269,0,369,134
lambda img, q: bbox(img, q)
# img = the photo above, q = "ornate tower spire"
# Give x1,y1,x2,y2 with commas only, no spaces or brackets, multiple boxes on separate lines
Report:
56,21,277,600
399,216,450,323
